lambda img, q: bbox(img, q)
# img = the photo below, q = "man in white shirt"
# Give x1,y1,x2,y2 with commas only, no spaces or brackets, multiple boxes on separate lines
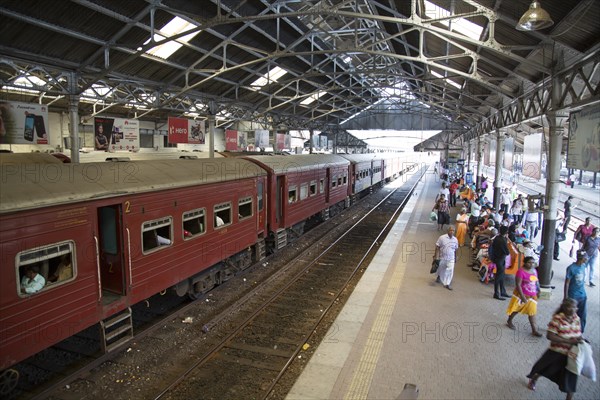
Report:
21,266,45,294
434,226,459,290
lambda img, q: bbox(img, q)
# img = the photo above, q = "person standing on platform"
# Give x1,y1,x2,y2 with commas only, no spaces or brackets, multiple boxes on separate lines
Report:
582,227,599,287
491,225,511,300
449,179,459,207
506,256,542,337
501,188,511,214
433,194,450,231
512,194,525,225
564,251,589,332
433,226,459,291
527,298,583,400
563,196,573,232
573,217,595,251
455,207,469,247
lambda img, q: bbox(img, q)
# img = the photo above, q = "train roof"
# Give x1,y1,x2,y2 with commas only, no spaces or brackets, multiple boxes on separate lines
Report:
0,158,266,213
338,154,383,163
0,153,63,164
245,154,349,174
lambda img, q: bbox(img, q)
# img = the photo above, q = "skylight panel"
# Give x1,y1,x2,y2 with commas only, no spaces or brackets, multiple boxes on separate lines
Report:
300,91,326,106
424,0,483,40
249,66,288,90
431,70,462,89
138,16,200,59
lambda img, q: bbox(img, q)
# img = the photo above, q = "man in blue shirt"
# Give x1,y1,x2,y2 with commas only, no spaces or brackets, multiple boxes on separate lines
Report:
564,251,588,332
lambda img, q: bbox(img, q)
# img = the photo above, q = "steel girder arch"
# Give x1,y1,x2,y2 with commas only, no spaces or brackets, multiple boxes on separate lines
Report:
460,52,600,144
413,129,465,153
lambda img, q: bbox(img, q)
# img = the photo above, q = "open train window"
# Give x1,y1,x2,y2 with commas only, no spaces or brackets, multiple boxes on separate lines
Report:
337,176,343,186
142,217,172,254
17,241,75,297
183,208,206,240
238,196,253,220
319,179,324,193
331,176,337,188
214,202,232,228
300,184,308,200
288,186,297,203
343,174,347,185
309,181,317,196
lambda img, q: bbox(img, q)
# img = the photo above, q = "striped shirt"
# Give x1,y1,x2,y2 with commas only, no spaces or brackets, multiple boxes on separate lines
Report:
547,312,581,355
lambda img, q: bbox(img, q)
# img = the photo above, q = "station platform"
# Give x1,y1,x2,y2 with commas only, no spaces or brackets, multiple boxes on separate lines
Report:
286,169,599,400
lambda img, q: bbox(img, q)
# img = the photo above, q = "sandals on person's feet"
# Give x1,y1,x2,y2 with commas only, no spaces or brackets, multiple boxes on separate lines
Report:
506,322,516,330
531,331,543,337
527,379,536,391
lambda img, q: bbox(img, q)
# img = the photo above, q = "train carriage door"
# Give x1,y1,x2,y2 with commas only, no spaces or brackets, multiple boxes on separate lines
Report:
97,205,126,296
325,168,331,203
276,175,285,226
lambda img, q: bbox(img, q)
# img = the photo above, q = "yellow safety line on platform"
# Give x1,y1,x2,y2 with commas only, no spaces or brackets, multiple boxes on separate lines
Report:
343,257,406,400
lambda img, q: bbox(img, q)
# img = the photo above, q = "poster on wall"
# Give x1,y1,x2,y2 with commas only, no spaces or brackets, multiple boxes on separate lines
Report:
276,132,285,150
523,133,542,180
168,117,206,145
189,120,205,144
0,101,49,145
225,129,238,151
255,129,269,149
567,105,600,172
238,131,248,150
95,117,140,151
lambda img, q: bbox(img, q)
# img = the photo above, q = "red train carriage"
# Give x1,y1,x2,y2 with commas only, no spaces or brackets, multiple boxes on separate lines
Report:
245,154,350,251
0,157,266,372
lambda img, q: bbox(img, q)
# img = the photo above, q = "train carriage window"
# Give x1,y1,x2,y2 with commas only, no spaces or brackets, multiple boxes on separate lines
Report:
319,179,324,193
183,209,206,240
288,186,297,203
337,176,343,186
17,241,76,296
332,176,337,188
238,196,253,220
300,184,308,200
214,202,232,228
309,181,317,196
343,174,347,185
142,217,172,253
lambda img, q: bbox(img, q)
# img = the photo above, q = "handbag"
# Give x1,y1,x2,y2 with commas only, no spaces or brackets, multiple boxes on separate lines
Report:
430,211,438,221
430,259,440,274
556,232,566,242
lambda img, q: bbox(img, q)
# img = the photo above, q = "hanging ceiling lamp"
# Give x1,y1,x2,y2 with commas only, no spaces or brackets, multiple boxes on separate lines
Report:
516,1,554,31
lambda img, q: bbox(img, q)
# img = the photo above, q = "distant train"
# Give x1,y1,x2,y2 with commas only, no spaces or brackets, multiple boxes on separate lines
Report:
0,152,424,388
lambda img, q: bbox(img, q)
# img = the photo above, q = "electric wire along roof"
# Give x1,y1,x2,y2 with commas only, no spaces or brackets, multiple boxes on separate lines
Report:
0,0,598,151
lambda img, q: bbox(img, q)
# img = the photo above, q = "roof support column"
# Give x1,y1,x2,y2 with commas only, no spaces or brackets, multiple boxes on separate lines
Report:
208,101,216,158
476,135,482,189
68,72,80,163
493,128,505,209
539,74,563,291
467,140,472,174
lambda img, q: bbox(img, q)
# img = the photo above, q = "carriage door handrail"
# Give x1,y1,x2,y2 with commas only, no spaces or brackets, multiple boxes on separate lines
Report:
94,235,102,302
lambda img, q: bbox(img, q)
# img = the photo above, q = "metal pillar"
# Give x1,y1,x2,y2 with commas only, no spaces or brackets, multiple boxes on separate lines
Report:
476,135,482,188
539,74,563,291
467,140,472,174
208,115,215,158
493,128,504,209
208,101,216,158
68,73,80,163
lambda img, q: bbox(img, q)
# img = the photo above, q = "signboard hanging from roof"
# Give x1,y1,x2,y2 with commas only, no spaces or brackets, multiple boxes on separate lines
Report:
567,104,600,172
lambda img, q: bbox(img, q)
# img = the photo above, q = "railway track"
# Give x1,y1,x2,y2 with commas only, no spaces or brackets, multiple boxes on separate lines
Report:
151,171,424,400
7,168,425,400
